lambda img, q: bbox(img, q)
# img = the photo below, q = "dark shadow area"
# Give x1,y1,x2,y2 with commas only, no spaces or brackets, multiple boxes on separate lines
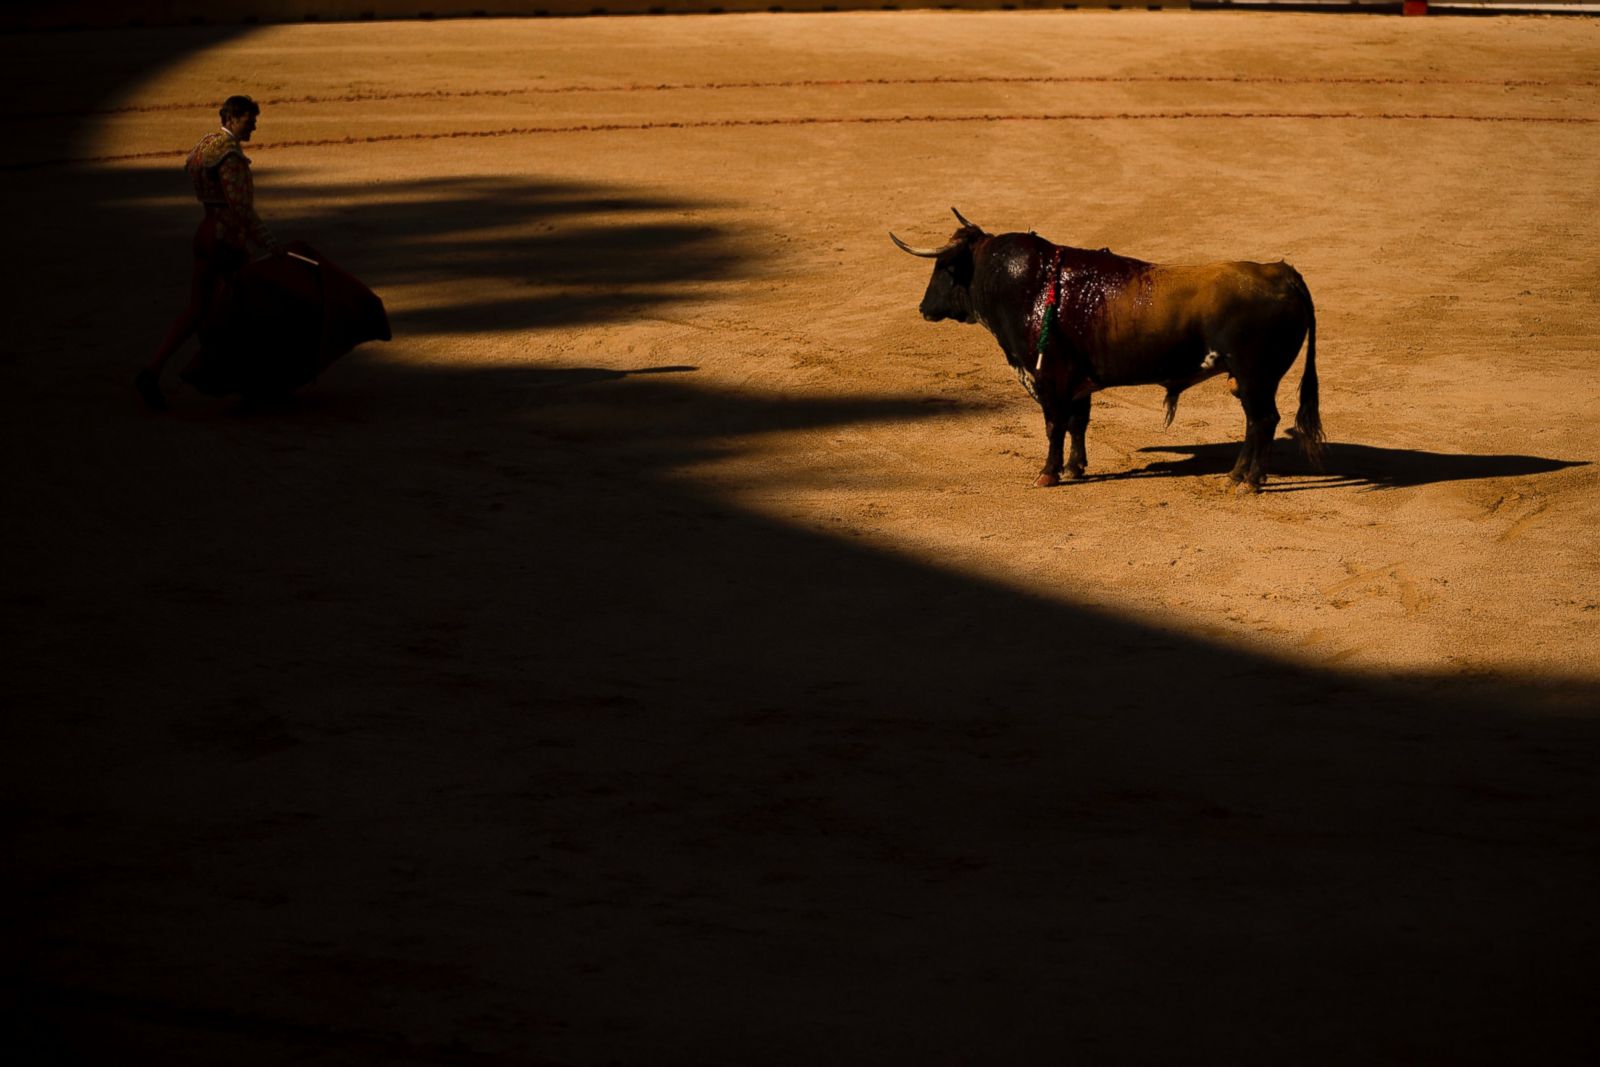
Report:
8,351,1600,1066
0,23,260,170
4,21,1599,1067
1122,437,1588,491
57,165,751,338
265,175,752,336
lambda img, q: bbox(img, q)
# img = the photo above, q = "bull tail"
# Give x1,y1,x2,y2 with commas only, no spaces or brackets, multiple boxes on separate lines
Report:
1163,387,1180,428
1290,271,1325,469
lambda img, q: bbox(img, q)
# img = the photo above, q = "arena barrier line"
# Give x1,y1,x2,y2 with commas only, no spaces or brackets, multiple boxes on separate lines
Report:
14,109,1597,170
13,74,1600,120
11,0,1600,30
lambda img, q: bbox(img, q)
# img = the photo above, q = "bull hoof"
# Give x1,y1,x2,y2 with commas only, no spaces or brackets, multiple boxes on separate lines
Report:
1065,466,1086,481
1033,471,1061,488
1235,479,1262,495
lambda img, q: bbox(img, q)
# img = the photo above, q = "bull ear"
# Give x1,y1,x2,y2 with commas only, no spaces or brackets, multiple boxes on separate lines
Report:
889,231,961,258
951,207,979,230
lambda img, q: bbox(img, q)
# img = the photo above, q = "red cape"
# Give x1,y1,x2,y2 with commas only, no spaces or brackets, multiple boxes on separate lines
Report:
182,241,390,397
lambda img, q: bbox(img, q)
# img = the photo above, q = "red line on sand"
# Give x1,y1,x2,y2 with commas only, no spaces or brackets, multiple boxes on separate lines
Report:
14,110,1597,170
17,74,1600,119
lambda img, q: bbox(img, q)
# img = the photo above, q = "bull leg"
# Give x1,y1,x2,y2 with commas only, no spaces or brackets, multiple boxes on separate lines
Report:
1064,395,1091,480
1231,389,1280,491
1228,416,1254,483
1034,396,1091,487
1035,400,1068,488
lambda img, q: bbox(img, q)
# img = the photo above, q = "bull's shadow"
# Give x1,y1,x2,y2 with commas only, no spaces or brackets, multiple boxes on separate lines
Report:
1113,436,1587,491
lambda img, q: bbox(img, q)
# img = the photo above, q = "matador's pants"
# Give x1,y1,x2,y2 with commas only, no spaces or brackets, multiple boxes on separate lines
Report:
149,213,249,371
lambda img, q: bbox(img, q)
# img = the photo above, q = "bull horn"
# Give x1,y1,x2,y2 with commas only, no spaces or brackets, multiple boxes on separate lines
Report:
951,206,979,229
889,231,960,258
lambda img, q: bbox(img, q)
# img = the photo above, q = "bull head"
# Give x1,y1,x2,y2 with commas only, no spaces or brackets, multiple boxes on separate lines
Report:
890,207,986,324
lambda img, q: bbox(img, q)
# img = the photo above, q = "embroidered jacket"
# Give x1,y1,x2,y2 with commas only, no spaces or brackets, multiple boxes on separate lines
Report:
186,129,278,253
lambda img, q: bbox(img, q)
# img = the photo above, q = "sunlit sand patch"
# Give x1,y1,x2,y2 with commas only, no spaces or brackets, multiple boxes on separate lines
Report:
41,11,1599,685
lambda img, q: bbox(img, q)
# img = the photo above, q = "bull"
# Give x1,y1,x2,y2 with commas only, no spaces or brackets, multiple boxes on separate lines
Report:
891,209,1322,491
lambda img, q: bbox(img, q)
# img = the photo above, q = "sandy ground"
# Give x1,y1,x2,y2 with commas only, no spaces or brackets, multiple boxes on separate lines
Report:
4,12,1599,1065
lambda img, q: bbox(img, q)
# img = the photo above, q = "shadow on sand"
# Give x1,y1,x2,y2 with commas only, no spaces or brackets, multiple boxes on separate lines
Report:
269,175,752,337
60,164,753,341
1124,437,1588,492
4,25,1598,1067
9,350,1600,1066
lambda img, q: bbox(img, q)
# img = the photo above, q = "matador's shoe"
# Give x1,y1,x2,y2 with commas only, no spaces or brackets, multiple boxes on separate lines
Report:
134,369,168,412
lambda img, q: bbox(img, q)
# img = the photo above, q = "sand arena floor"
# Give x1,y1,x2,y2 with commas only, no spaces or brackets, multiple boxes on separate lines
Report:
4,11,1600,1064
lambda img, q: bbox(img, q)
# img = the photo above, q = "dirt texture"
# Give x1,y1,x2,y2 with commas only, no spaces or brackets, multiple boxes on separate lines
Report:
4,12,1599,1065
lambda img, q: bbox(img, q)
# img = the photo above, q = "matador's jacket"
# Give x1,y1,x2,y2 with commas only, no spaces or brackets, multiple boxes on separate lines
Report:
186,129,279,254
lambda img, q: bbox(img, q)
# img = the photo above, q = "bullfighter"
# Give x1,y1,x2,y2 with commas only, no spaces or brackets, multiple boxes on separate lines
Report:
137,94,282,410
